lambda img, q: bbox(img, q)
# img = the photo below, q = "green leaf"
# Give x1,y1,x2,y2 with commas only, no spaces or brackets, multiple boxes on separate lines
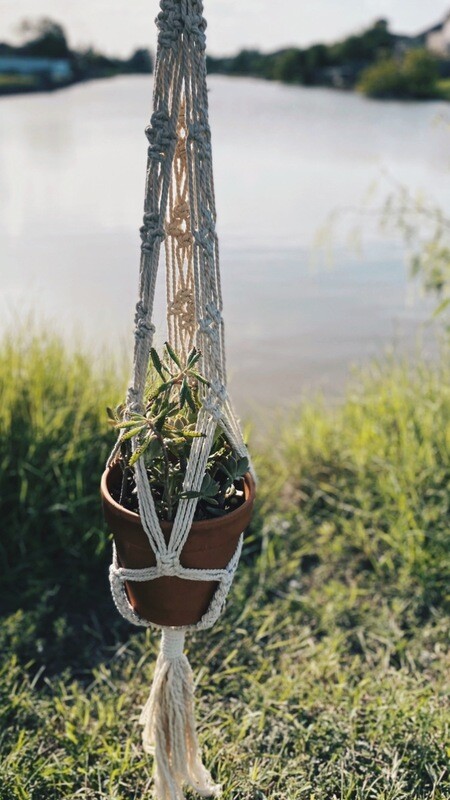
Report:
115,416,146,429
200,473,220,498
129,447,144,467
181,429,205,439
187,348,202,368
184,382,196,413
119,425,146,442
220,456,236,480
189,370,210,386
150,348,167,378
164,341,182,368
128,432,154,466
153,401,177,424
204,505,227,517
180,377,188,410
106,406,116,421
179,489,202,500
236,456,249,476
145,437,161,462
199,494,219,506
150,379,174,397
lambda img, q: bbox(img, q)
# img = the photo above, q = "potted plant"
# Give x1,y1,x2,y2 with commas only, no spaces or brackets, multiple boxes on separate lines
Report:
101,343,255,627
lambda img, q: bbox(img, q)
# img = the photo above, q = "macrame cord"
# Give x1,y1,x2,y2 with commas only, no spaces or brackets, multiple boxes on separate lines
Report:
106,2,252,798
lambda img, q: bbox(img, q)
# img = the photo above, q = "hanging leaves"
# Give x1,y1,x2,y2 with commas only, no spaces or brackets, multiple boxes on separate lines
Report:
109,343,248,522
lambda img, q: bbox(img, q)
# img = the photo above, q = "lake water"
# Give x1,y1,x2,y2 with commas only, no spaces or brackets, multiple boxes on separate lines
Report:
1,75,448,412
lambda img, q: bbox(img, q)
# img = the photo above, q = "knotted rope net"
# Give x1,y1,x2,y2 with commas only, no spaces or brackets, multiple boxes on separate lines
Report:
106,1,253,797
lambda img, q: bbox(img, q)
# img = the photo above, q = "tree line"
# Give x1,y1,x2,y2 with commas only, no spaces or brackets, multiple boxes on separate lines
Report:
0,18,153,81
207,19,446,100
1,16,447,100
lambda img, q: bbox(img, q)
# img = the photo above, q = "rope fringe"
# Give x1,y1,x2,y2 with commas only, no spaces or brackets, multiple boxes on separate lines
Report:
140,629,221,799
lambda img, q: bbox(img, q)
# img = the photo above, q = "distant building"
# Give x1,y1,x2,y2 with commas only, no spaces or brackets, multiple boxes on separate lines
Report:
393,33,424,56
422,12,450,57
0,56,73,82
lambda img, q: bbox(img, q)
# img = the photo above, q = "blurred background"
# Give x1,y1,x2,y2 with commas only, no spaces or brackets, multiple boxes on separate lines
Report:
2,1,450,414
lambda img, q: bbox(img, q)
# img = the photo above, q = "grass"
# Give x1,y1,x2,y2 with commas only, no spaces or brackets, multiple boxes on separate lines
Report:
0,74,39,88
0,331,449,799
437,79,450,101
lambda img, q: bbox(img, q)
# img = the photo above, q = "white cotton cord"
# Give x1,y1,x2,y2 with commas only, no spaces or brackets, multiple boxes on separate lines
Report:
140,629,222,799
109,535,244,633
169,410,217,554
134,456,168,555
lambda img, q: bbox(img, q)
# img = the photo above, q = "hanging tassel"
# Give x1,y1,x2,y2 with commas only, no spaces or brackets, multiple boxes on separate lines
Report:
140,628,222,800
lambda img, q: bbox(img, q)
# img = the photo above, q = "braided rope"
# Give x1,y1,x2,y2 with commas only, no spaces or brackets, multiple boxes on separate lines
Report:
109,0,251,632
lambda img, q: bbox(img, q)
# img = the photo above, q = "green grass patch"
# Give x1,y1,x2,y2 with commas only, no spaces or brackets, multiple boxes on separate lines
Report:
437,79,450,101
0,73,39,88
0,331,449,799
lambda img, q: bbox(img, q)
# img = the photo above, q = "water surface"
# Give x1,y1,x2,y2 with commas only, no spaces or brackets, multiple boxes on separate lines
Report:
1,76,447,410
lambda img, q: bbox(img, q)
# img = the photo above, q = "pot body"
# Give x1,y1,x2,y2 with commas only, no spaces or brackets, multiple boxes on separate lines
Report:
101,463,255,627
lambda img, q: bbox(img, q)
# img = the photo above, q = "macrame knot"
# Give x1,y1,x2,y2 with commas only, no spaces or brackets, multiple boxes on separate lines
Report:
134,301,156,341
156,10,182,50
199,204,216,234
126,387,144,414
182,12,207,51
202,396,223,422
166,225,192,249
188,122,210,158
140,211,165,250
145,111,177,160
205,303,222,325
157,551,180,576
210,379,228,405
198,317,212,335
199,304,222,336
193,228,214,257
135,317,156,340
161,628,185,660
157,0,207,50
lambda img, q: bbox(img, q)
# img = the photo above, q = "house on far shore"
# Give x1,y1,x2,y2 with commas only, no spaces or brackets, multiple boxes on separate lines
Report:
0,56,73,84
422,12,450,57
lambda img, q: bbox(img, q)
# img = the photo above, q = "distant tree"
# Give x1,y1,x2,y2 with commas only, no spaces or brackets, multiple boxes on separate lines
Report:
329,20,394,65
358,49,438,99
228,49,262,75
17,17,70,59
272,49,305,83
305,44,330,77
402,49,439,98
357,58,407,98
126,48,153,74
73,47,122,79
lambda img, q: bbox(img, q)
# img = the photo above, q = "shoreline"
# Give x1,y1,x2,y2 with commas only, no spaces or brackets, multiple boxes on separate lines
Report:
0,71,143,98
1,69,448,102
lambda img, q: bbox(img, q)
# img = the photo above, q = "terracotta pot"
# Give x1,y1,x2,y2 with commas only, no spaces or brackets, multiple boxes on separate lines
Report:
101,463,256,627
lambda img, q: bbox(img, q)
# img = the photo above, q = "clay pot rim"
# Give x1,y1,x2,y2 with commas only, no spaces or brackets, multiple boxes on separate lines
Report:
101,462,256,532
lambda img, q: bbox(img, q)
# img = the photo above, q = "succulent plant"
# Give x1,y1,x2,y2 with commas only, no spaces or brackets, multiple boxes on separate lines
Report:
108,343,249,522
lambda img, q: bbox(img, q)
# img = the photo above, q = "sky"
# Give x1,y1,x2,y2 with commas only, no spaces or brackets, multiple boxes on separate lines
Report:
1,1,450,57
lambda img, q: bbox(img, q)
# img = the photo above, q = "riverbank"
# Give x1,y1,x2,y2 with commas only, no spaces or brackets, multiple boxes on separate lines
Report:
2,15,449,101
1,329,448,798
206,18,450,101
0,72,106,97
0,18,153,98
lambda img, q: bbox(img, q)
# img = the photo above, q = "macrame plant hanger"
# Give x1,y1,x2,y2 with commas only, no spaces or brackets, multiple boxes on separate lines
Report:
105,1,254,798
